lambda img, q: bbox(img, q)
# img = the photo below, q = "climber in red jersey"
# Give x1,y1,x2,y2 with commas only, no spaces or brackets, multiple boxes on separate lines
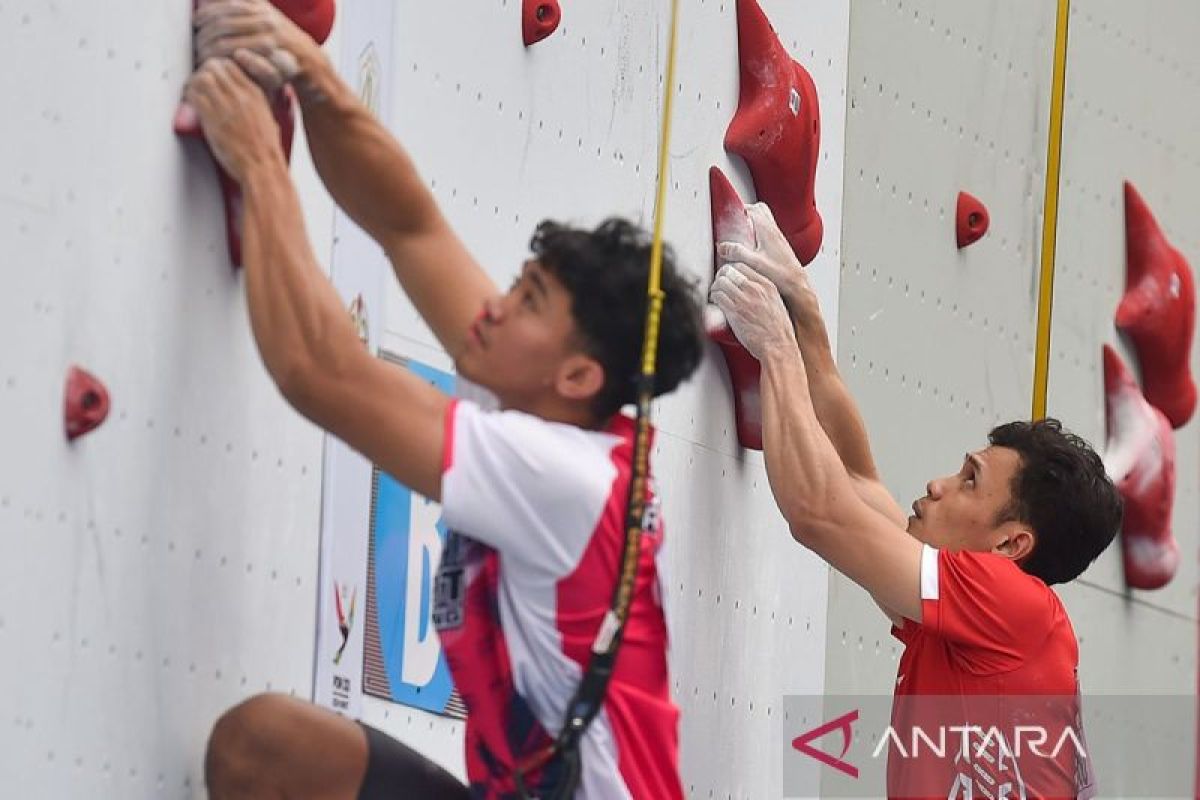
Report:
710,205,1122,799
182,3,703,798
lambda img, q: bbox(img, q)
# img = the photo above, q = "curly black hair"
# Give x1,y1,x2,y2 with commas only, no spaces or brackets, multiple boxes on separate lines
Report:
529,218,705,421
988,418,1123,585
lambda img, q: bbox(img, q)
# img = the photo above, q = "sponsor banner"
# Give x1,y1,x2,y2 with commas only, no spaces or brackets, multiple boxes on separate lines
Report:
361,359,464,717
314,0,398,717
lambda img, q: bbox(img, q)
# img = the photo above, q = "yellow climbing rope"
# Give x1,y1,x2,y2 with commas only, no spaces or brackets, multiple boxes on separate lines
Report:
642,0,681,379
616,0,680,630
1032,0,1072,420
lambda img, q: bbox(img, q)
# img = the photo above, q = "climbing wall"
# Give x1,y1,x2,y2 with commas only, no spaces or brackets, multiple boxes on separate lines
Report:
829,0,1200,795
0,2,339,797
0,1,849,798
1043,1,1200,792
1046,0,1200,683
7,0,1195,797
828,0,1060,691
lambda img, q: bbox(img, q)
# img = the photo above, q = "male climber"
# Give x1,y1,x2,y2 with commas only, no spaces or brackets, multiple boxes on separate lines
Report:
710,206,1120,798
183,2,703,798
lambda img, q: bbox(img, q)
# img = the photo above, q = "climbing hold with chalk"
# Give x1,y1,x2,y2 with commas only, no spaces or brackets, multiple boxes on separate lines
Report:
174,0,334,267
64,366,111,441
955,191,989,249
1117,181,1196,429
707,166,763,451
522,0,562,47
1102,345,1178,590
174,0,335,138
724,0,822,266
178,90,298,267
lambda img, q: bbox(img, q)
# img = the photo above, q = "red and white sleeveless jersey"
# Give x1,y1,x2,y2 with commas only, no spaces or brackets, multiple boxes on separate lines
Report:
433,400,683,799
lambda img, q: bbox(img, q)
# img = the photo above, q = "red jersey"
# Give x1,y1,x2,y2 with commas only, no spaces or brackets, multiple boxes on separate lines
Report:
433,400,682,799
889,546,1096,799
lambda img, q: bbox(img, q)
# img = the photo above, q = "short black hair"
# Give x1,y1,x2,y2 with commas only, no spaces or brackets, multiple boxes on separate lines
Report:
530,218,704,420
988,418,1122,585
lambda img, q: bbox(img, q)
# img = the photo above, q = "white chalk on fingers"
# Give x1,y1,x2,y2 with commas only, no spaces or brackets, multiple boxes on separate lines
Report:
712,274,738,296
268,48,300,81
724,263,751,286
233,49,282,89
704,304,729,333
708,283,733,308
717,241,737,257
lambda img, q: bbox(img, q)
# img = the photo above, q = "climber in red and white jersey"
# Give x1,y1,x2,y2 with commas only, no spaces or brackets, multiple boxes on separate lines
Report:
182,2,705,798
434,397,681,798
711,205,1122,799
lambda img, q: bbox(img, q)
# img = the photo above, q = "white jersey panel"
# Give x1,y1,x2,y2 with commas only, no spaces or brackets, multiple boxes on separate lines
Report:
441,400,634,798
442,401,620,572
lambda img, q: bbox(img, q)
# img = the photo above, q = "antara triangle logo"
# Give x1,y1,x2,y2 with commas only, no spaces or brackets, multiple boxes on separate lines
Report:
792,709,859,779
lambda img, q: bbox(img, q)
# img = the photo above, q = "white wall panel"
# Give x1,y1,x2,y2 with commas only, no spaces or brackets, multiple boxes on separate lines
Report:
1048,0,1200,633
833,1,1199,795
13,0,1195,797
1043,0,1200,783
0,2,338,796
828,0,1059,696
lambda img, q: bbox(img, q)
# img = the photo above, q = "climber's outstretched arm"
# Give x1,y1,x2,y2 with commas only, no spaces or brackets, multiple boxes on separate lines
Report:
710,263,924,624
185,58,449,502
194,0,496,360
719,206,908,528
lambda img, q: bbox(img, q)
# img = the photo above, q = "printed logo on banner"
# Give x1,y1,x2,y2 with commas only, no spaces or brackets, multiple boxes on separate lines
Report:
357,42,381,115
332,581,358,665
347,294,369,346
361,358,459,715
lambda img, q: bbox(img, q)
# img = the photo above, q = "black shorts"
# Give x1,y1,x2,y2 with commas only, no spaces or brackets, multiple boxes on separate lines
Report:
357,722,471,800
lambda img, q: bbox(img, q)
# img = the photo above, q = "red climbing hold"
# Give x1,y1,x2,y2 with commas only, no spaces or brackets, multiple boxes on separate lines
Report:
1117,181,1196,428
1103,345,1178,590
64,366,111,442
955,191,989,249
174,0,335,138
177,90,297,267
707,166,763,450
175,0,332,267
272,0,337,44
522,0,561,47
724,0,822,265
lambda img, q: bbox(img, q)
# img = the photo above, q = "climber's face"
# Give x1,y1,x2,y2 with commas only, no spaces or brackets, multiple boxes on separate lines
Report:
906,446,1036,562
455,260,605,420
